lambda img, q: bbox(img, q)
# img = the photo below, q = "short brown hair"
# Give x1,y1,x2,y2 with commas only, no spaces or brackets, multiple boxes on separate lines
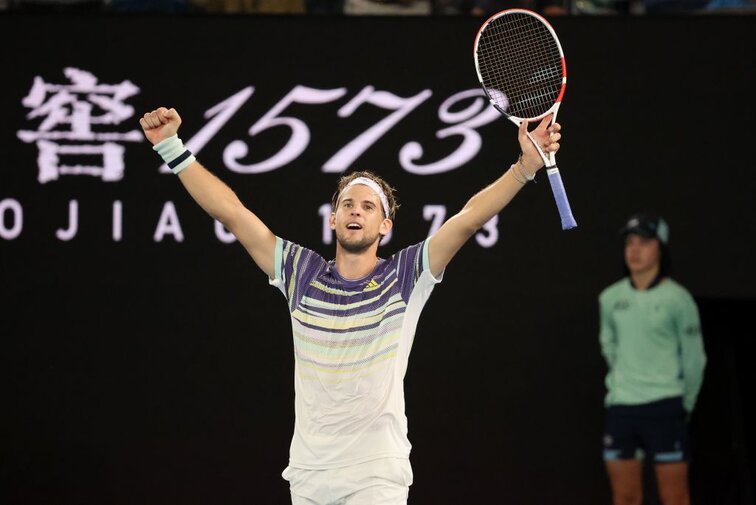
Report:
331,170,399,220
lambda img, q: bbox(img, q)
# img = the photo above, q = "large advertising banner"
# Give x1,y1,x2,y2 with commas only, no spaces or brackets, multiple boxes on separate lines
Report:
2,14,755,505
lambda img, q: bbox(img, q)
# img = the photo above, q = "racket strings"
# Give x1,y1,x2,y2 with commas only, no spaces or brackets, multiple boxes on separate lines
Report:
476,13,563,119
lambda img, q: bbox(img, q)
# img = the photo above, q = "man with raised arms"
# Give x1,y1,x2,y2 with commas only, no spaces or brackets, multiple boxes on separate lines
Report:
140,106,561,505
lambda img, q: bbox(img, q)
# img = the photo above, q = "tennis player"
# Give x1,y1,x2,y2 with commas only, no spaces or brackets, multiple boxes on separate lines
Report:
140,106,561,505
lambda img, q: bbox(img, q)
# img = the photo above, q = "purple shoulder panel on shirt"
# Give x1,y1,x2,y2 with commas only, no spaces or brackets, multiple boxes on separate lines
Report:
279,239,428,308
388,240,426,302
279,239,328,310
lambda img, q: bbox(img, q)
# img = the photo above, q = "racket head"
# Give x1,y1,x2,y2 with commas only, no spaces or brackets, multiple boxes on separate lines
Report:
473,8,567,123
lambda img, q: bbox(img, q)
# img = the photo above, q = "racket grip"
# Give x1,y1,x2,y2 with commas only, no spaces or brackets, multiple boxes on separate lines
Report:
545,167,577,230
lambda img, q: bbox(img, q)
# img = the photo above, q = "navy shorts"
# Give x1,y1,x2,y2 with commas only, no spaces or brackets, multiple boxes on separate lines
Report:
603,397,689,464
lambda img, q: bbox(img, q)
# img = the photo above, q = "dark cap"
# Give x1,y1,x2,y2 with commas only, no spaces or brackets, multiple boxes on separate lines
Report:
619,213,669,244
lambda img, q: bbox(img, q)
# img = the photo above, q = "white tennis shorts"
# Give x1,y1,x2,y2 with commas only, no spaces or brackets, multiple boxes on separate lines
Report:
283,457,412,505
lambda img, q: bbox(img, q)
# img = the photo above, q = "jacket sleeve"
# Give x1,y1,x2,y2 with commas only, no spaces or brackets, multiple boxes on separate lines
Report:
677,293,707,412
599,295,616,368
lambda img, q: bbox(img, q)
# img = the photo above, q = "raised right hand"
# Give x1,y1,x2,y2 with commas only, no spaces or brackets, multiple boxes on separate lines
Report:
140,107,181,146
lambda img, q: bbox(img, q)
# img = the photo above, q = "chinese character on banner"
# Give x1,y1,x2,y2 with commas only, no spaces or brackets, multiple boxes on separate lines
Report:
17,67,143,184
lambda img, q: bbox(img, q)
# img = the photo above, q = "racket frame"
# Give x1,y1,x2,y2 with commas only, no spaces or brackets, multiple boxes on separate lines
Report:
473,8,577,230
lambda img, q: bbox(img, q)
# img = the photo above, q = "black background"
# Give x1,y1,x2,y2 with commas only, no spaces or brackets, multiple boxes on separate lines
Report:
1,13,755,504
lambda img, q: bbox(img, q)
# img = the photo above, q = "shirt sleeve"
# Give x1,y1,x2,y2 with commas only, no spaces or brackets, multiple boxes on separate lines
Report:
269,237,326,311
598,294,617,369
392,239,440,302
677,292,707,412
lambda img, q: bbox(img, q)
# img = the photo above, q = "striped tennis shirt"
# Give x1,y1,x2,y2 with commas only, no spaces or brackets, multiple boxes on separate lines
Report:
270,237,442,470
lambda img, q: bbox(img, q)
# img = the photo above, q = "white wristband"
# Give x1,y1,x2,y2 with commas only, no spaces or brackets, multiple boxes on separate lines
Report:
153,134,196,175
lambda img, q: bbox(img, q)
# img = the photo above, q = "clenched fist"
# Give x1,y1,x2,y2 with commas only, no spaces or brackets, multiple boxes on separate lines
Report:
140,107,182,146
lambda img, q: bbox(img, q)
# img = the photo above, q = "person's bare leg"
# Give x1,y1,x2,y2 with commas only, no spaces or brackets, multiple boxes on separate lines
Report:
655,462,690,505
605,459,643,505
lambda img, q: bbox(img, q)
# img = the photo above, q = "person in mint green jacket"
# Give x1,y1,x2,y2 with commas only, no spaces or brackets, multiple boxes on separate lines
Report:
599,213,706,505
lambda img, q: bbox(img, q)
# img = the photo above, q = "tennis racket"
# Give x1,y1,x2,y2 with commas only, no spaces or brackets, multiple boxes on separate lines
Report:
473,9,577,230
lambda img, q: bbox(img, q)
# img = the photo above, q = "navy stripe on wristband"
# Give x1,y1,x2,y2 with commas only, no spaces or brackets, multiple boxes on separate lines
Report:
168,150,193,170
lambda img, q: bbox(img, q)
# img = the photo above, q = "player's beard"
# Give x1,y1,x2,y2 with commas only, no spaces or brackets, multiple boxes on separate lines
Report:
336,229,381,254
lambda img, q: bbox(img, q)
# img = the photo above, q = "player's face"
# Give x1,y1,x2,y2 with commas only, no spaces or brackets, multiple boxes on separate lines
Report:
624,234,661,276
331,184,391,254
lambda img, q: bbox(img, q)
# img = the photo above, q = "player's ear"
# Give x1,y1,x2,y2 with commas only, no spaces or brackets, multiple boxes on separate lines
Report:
380,218,393,236
329,212,336,230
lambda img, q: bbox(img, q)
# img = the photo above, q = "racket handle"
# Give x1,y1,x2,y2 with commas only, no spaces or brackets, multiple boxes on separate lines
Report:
545,167,577,230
